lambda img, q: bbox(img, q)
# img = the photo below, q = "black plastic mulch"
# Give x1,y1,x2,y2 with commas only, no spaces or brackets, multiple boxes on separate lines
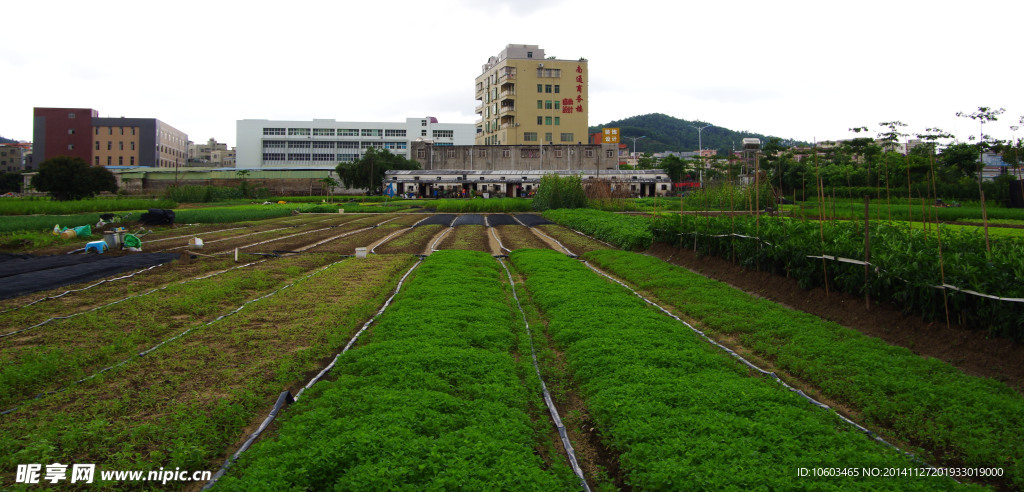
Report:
452,214,485,226
485,214,518,226
514,214,554,227
0,253,179,300
0,253,109,277
414,214,457,227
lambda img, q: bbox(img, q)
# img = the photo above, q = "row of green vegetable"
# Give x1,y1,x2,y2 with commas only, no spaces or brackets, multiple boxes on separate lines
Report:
510,249,967,490
215,250,578,490
585,249,1024,489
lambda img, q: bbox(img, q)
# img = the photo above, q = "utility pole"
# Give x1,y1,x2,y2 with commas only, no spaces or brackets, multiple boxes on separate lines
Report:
692,124,711,186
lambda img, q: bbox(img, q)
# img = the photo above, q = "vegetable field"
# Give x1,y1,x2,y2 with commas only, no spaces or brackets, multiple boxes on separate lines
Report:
0,205,1019,490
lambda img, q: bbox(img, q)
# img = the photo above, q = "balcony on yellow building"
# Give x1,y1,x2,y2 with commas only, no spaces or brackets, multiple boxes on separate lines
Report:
498,67,516,82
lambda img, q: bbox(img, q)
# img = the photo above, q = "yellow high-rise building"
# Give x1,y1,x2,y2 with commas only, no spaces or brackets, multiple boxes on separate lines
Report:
474,44,588,146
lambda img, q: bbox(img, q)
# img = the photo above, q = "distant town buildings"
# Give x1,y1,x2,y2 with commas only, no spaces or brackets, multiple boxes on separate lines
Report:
189,138,236,167
0,142,31,173
235,117,475,169
32,107,188,168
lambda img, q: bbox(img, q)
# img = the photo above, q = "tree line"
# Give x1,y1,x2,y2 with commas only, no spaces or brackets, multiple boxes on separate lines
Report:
642,109,1024,204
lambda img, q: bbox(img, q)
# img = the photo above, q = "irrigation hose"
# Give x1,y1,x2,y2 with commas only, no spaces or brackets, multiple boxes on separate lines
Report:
430,227,454,252
143,226,247,244
510,216,574,255
490,228,512,254
161,227,293,252
498,258,590,492
530,227,574,257
0,263,167,316
369,228,411,254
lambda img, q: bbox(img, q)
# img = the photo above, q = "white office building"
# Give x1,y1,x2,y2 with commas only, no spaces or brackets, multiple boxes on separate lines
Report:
236,117,475,169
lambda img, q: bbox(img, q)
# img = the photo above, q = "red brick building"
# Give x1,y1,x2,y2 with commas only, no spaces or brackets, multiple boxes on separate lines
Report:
32,108,98,163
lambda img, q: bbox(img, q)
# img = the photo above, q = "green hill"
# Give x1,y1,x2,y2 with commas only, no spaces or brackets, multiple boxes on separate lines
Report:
590,113,806,157
0,136,17,144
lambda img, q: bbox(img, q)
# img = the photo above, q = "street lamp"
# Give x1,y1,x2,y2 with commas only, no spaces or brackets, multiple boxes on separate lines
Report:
625,135,646,163
691,124,711,186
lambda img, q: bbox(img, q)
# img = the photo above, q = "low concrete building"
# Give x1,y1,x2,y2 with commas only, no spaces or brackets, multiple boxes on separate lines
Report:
384,168,671,198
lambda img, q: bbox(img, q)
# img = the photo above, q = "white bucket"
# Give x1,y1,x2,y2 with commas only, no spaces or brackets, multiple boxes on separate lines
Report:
189,237,204,248
355,247,367,258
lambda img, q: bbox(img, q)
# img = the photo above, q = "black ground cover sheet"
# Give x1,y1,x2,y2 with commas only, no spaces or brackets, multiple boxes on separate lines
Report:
0,253,178,300
485,214,517,226
451,214,485,226
514,214,553,227
414,214,457,227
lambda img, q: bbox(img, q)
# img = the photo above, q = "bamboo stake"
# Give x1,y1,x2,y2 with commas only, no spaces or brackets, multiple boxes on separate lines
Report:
819,176,829,296
731,184,736,264
812,140,830,294
865,196,871,310
885,155,892,221
755,154,761,271
921,197,927,237
929,154,951,329
906,141,913,225
981,191,991,254
831,187,837,222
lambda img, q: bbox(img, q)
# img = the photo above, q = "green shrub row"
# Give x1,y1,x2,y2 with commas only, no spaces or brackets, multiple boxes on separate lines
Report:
511,249,965,490
164,185,271,203
654,214,1024,340
216,251,576,490
542,208,653,250
433,198,533,213
791,196,1024,223
172,205,298,224
0,197,175,216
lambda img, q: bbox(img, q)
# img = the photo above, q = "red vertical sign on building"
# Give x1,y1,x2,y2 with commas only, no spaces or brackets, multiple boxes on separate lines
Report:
575,65,584,114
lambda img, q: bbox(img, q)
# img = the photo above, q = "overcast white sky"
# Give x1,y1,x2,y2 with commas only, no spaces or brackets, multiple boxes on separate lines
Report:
2,0,1021,149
